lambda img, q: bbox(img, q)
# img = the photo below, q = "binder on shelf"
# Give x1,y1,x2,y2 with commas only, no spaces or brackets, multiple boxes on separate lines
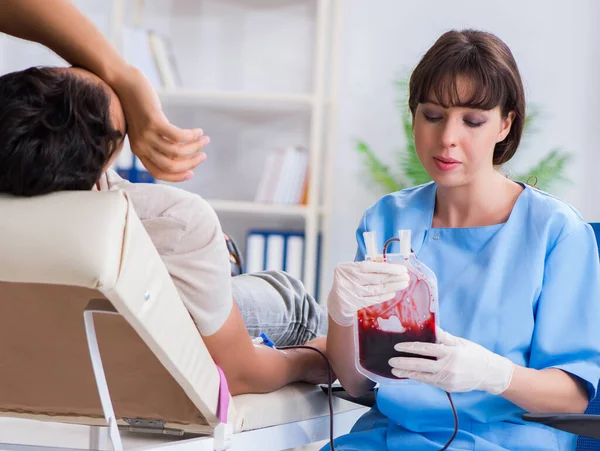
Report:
265,234,285,271
245,230,321,294
245,230,314,279
284,234,304,280
113,141,155,184
245,233,266,274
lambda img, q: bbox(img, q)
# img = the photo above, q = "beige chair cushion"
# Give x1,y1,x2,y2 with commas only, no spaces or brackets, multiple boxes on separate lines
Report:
233,384,358,431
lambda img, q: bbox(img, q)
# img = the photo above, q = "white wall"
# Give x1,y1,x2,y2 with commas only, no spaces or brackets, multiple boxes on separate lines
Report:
1,1,599,299
323,0,600,294
0,0,110,73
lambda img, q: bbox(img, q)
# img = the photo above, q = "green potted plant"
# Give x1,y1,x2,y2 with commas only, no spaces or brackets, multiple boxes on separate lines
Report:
356,79,572,194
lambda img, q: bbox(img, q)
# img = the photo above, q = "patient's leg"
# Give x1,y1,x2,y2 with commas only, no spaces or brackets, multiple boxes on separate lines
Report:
232,270,328,347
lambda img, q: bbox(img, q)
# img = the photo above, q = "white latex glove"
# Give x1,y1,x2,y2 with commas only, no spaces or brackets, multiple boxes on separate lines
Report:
327,261,410,327
389,327,514,394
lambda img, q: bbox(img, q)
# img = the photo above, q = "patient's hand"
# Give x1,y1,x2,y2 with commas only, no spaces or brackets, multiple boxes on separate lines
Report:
300,337,336,385
114,67,209,182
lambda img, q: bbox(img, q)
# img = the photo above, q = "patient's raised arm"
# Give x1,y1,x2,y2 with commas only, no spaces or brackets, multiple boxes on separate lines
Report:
0,0,207,182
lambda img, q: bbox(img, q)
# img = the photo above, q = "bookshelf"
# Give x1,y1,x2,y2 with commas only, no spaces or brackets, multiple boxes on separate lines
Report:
109,0,340,301
208,200,311,216
158,89,315,109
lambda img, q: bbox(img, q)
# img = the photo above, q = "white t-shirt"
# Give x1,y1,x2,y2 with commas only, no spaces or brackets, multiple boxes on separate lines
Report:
98,170,233,336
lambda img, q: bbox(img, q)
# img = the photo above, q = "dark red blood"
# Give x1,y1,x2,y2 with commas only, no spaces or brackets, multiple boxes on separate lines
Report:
356,271,437,379
357,314,436,378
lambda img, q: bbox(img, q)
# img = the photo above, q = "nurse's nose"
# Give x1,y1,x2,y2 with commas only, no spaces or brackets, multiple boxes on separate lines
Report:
440,118,460,149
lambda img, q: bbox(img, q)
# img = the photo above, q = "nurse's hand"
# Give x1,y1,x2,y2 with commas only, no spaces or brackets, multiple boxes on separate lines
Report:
327,261,409,327
389,327,514,394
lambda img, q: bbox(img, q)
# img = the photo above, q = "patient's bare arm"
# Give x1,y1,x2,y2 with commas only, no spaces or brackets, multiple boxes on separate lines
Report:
203,304,329,395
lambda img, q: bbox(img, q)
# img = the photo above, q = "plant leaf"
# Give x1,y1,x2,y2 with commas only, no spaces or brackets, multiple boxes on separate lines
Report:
400,115,431,186
355,140,405,192
513,149,572,192
396,80,431,187
522,105,540,136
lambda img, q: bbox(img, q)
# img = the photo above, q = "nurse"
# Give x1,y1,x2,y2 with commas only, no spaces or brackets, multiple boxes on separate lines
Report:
325,29,600,450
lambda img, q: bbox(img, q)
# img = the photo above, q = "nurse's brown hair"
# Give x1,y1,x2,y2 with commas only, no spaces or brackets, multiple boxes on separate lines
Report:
408,29,526,165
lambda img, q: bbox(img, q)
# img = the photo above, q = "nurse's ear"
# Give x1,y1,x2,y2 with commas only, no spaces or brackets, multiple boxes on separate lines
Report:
497,110,516,143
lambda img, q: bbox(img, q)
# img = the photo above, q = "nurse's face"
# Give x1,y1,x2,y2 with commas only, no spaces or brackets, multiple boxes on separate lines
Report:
412,78,514,188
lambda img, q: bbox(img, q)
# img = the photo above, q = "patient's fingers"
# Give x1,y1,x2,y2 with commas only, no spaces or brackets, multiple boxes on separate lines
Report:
156,122,204,150
138,146,207,182
151,127,210,159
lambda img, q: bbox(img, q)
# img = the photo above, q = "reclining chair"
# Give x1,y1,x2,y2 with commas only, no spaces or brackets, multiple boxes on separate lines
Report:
0,189,367,451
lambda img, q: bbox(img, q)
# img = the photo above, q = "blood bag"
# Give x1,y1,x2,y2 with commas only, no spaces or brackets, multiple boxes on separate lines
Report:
354,229,439,385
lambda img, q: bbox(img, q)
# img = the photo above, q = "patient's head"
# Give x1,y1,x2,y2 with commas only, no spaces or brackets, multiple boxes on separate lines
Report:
0,66,126,196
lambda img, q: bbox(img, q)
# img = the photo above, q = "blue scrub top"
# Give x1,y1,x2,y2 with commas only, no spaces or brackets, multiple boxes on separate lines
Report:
327,182,600,451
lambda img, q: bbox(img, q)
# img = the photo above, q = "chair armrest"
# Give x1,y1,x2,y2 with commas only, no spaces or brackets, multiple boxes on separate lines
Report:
323,386,376,408
522,413,600,439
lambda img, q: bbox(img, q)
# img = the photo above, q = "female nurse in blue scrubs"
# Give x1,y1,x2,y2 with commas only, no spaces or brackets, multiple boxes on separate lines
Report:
325,29,600,451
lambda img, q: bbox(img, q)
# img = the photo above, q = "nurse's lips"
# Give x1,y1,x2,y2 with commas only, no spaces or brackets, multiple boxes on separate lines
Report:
433,156,461,172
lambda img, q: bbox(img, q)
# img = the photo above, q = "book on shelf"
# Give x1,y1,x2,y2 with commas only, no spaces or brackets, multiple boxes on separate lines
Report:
122,26,181,90
122,26,161,88
254,146,309,205
148,31,182,90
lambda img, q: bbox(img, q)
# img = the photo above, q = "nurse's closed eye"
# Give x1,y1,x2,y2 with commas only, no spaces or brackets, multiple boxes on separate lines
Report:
464,115,486,128
423,112,442,123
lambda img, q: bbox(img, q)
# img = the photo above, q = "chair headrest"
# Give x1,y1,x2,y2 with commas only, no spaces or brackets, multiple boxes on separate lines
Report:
0,190,128,289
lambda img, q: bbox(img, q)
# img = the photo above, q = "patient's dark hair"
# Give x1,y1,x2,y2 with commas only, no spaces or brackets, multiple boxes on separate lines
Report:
0,67,123,196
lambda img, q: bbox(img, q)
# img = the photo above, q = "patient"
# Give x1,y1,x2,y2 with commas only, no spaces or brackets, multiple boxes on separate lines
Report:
0,66,328,395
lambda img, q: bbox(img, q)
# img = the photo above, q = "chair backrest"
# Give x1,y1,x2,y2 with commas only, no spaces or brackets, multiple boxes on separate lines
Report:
576,223,600,450
0,190,240,434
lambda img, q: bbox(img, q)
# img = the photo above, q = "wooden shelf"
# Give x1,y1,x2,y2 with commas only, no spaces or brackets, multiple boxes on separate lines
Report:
158,89,314,110
109,0,339,299
208,199,311,216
